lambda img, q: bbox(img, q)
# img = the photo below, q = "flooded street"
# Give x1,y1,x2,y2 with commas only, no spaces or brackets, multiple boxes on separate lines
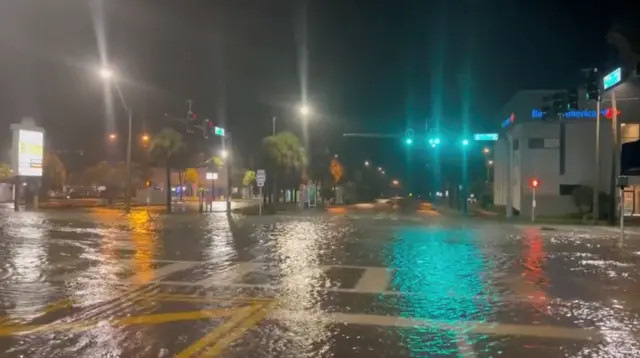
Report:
0,208,639,357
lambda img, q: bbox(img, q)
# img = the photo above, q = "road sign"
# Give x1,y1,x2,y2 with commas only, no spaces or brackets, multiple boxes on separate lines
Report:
256,169,266,187
214,126,225,137
473,133,499,141
603,67,622,91
206,172,218,180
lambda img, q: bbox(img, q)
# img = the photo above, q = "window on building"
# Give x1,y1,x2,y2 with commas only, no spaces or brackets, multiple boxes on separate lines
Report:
528,138,545,149
559,184,580,196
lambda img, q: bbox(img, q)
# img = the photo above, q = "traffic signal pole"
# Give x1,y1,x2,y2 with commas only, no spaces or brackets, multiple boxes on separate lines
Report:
608,91,620,225
592,97,601,223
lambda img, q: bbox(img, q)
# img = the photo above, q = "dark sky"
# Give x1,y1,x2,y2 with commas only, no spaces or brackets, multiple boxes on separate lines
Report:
0,0,634,178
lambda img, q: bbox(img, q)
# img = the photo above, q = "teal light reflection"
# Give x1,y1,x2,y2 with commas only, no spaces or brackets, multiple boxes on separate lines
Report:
385,228,494,356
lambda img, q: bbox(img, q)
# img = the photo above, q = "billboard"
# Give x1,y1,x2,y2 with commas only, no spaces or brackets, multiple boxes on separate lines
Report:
16,129,44,176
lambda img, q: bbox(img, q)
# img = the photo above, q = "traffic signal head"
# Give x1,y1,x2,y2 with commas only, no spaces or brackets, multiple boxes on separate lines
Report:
567,89,579,110
585,69,600,101
530,178,539,188
404,138,413,145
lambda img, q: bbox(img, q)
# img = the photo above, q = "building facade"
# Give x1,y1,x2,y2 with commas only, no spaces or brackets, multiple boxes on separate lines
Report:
493,82,640,217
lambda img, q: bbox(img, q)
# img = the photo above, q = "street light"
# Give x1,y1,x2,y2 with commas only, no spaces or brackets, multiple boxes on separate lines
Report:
108,133,117,140
99,68,113,80
141,134,149,142
364,161,370,166
483,147,490,155
299,105,311,117
99,66,133,213
377,167,382,171
392,179,399,186
220,149,229,159
462,139,470,146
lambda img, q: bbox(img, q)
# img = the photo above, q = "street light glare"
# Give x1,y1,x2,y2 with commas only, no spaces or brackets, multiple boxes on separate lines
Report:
220,149,229,158
99,68,113,80
299,105,311,116
365,161,370,166
108,133,117,140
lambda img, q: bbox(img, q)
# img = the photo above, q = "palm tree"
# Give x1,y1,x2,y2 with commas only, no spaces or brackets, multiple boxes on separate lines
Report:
262,132,307,203
149,128,184,213
243,170,256,198
0,163,12,180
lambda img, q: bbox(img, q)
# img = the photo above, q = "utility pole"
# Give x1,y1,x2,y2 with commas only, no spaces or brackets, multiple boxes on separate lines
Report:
125,108,132,213
272,116,276,136
609,90,620,225
582,68,602,223
226,133,232,214
186,99,195,133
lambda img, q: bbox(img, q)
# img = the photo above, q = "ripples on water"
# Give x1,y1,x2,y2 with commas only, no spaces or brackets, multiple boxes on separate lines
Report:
1,211,640,356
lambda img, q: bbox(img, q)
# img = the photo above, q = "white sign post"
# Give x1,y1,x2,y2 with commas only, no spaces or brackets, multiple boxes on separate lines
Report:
256,169,266,216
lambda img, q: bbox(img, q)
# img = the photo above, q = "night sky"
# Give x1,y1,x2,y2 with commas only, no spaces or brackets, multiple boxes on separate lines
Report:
0,0,635,184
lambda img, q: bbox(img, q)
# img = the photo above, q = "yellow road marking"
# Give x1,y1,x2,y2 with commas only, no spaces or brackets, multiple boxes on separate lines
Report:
197,301,276,357
0,307,235,337
176,304,264,358
0,298,74,326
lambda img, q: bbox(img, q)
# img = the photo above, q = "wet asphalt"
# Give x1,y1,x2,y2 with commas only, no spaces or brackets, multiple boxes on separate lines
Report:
0,207,639,357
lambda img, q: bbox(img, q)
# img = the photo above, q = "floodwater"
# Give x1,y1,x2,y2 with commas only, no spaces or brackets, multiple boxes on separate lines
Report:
0,207,639,357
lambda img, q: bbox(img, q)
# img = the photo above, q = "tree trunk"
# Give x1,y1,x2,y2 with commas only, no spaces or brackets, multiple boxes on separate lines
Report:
272,172,278,203
165,163,172,213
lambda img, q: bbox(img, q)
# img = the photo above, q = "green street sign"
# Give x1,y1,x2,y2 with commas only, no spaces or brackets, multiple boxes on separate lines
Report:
214,126,225,137
603,67,622,91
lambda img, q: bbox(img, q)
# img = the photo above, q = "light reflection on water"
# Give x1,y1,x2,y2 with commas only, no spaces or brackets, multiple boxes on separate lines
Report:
387,227,493,356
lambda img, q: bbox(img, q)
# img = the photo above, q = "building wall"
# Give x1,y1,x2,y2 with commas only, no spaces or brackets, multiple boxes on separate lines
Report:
493,85,640,216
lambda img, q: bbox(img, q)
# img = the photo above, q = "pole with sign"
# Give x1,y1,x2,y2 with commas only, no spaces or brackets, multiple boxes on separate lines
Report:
530,179,539,222
256,169,266,215
10,122,44,211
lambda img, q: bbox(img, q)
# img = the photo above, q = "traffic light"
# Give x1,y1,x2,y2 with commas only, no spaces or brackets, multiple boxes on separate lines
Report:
551,92,567,116
461,139,469,146
530,178,540,188
585,68,600,102
404,129,415,146
567,89,579,110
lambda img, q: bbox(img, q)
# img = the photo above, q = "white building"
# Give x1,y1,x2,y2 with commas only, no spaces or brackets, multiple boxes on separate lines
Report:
493,82,640,217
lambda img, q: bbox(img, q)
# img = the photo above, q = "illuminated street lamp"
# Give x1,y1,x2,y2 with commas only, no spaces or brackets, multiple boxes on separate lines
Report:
377,167,382,171
364,161,370,166
99,66,133,213
141,134,149,142
392,179,399,186
108,133,117,140
220,149,229,159
483,147,490,155
99,68,113,80
299,105,311,117
488,160,494,166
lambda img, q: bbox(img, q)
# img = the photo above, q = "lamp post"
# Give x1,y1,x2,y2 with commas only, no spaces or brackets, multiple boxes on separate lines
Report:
99,66,132,213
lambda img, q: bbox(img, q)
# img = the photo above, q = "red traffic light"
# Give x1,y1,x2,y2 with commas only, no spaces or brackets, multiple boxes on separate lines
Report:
530,179,539,188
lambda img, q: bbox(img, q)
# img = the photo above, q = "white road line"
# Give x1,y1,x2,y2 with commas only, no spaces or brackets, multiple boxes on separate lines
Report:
354,268,390,293
196,262,255,287
312,312,602,341
128,261,197,284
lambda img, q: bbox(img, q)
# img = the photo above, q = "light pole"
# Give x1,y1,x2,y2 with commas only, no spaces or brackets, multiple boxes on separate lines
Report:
100,66,133,213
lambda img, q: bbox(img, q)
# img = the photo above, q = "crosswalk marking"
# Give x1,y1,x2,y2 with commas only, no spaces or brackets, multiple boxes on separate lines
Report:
354,268,390,293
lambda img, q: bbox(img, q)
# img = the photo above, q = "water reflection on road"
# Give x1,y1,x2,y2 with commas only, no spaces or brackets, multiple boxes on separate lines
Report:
0,209,639,357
